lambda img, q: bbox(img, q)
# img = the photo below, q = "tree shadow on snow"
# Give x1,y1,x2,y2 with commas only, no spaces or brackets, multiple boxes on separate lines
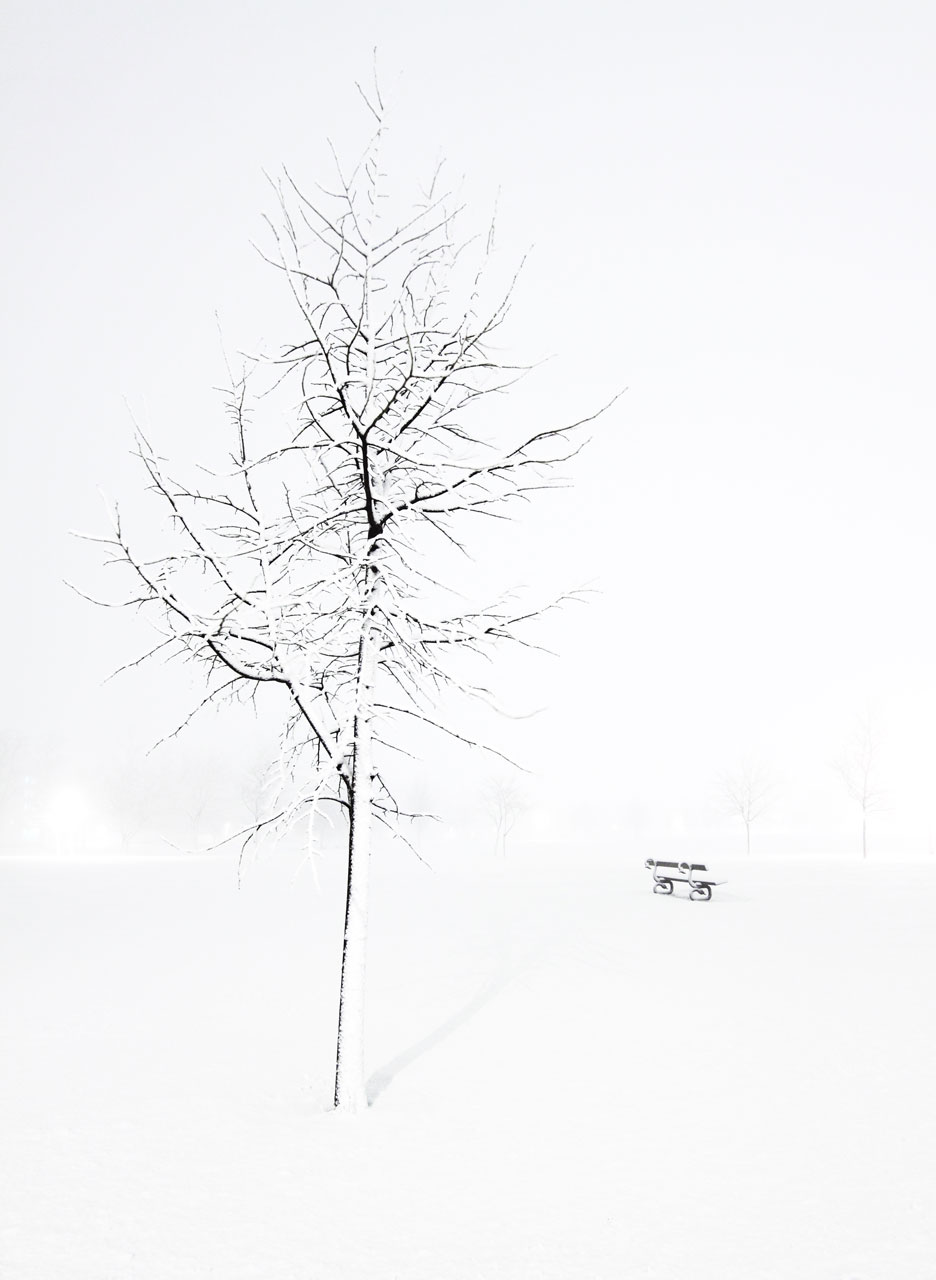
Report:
366,965,513,1106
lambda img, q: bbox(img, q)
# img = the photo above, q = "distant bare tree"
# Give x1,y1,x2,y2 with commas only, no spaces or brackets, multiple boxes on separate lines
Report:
0,733,44,851
83,89,613,1112
240,755,272,829
186,767,220,850
835,712,886,860
719,758,773,856
0,733,21,841
484,773,527,857
105,756,152,853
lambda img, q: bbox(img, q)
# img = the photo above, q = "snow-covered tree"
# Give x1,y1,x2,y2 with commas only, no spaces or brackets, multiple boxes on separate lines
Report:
719,758,773,856
484,773,527,857
85,92,611,1112
835,712,886,860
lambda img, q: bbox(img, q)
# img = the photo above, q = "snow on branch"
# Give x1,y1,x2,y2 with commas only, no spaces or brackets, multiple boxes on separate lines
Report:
88,100,615,1006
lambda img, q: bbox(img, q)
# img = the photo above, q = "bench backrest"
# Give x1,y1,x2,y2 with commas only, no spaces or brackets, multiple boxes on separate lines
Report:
645,859,707,875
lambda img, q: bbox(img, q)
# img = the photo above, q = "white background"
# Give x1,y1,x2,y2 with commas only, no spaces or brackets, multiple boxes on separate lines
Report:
3,0,935,856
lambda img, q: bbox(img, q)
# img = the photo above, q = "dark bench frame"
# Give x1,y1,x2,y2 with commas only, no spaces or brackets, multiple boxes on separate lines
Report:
645,859,722,902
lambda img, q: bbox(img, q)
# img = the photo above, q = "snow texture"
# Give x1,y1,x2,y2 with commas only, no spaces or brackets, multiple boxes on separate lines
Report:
2,850,934,1278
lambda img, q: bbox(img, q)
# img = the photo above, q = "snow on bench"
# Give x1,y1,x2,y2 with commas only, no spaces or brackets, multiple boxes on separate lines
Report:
645,859,723,902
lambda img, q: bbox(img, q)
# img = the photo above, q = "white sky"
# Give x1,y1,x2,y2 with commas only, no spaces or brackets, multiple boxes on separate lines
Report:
3,0,936,854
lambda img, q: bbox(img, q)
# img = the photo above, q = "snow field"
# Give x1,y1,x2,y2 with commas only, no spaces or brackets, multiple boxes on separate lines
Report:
2,852,934,1278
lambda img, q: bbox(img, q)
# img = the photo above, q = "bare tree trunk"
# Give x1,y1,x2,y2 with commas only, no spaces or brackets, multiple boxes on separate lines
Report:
745,819,751,857
333,574,381,1113
862,811,867,861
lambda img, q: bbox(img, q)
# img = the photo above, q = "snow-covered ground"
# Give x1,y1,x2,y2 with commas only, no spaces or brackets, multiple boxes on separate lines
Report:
2,848,935,1278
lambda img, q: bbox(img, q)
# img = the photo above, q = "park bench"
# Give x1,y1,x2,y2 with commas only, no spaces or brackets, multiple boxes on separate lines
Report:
645,859,722,902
